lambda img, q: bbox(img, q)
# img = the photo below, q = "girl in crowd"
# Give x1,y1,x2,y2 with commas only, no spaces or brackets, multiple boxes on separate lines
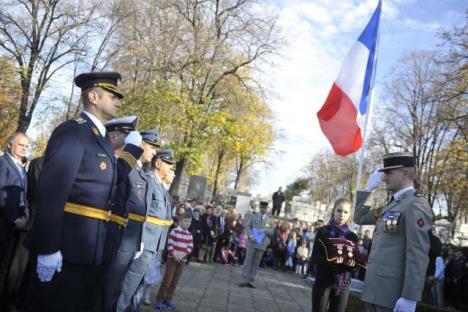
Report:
285,231,297,272
296,239,309,275
311,198,361,312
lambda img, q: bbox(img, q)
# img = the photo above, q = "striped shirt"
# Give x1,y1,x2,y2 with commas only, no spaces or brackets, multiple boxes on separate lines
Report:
167,226,193,259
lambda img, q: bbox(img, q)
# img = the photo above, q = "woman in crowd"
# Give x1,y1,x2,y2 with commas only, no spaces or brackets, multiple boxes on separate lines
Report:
199,205,219,264
311,198,361,312
189,207,203,262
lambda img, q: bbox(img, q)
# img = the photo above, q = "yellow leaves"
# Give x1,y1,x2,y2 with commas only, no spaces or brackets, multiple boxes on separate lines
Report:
0,57,21,147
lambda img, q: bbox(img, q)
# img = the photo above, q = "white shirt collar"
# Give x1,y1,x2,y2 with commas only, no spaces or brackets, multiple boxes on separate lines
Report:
394,186,414,200
83,111,106,137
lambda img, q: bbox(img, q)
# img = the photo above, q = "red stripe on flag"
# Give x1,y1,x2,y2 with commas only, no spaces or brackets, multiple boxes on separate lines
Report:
317,83,362,156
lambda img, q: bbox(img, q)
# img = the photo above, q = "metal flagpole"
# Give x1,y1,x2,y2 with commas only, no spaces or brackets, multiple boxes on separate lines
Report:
352,0,383,220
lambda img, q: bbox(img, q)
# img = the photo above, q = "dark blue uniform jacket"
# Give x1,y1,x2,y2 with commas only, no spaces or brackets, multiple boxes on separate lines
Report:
28,112,142,265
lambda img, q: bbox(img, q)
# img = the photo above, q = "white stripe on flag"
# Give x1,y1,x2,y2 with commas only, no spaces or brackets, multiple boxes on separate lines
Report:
335,41,369,113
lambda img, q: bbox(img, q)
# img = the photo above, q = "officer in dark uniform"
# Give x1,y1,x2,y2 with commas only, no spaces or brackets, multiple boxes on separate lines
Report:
116,149,175,312
23,72,143,312
103,128,160,312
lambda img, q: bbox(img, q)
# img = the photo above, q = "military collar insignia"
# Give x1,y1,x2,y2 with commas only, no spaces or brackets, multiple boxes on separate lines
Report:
91,127,100,136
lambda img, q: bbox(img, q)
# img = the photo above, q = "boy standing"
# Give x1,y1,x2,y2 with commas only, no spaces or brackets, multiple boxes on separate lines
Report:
155,213,193,310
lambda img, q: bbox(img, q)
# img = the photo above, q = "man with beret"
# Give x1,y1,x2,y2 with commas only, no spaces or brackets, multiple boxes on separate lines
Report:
23,72,143,312
354,152,433,312
239,201,274,288
103,128,160,311
117,149,175,311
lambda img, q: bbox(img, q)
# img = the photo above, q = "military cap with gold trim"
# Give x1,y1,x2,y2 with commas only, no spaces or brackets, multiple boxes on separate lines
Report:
154,149,175,165
378,152,415,172
105,116,138,133
141,130,160,147
74,72,124,99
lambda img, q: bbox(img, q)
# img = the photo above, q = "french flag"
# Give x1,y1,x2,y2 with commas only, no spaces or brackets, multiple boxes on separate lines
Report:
317,0,382,156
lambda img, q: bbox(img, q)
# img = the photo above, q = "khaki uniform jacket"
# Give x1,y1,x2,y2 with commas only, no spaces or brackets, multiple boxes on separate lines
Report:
244,212,274,251
354,190,432,309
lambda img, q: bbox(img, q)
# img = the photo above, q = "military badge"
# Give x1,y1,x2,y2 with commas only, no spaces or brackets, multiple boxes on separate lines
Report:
99,161,107,170
383,211,401,233
92,127,100,136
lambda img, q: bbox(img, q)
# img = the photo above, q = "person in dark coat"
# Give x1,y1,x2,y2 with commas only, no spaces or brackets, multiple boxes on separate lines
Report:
311,198,364,312
188,208,203,261
22,72,143,312
199,206,219,264
0,132,30,310
272,187,285,217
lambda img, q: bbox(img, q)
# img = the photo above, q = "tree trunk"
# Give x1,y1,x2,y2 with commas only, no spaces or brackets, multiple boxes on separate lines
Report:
170,155,188,199
212,149,225,199
234,157,244,191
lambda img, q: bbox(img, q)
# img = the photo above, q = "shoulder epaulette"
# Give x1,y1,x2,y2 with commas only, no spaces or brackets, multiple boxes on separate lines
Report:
118,150,138,169
415,193,426,198
70,116,86,124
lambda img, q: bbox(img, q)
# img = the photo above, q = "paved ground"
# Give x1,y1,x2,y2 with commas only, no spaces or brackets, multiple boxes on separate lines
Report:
141,262,312,312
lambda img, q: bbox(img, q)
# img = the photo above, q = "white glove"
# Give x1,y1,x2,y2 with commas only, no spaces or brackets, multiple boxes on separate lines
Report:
393,297,416,312
124,131,142,146
37,251,63,282
365,171,384,191
133,242,144,260
14,216,28,229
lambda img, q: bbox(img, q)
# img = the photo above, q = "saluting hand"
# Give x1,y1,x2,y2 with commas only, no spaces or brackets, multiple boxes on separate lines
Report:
365,171,384,191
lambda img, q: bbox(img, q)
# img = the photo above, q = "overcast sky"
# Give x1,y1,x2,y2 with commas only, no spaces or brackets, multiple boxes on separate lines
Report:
250,0,466,197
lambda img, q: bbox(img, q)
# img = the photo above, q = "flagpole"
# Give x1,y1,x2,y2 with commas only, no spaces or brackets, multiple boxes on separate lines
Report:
353,0,383,214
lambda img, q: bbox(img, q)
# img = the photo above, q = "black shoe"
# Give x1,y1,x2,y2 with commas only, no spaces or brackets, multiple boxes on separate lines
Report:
238,283,247,287
247,282,256,289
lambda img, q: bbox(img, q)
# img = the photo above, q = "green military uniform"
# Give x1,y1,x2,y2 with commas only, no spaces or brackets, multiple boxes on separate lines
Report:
354,155,433,311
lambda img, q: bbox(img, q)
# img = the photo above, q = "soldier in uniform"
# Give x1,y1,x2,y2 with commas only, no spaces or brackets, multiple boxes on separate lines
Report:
354,152,433,312
106,116,139,152
103,126,160,312
23,72,143,312
239,201,274,288
116,149,175,312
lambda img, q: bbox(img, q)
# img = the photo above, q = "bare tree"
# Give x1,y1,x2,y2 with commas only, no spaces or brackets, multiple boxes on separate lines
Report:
111,0,283,197
0,0,97,132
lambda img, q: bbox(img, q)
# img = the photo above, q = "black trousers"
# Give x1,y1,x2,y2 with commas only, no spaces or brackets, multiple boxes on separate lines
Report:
312,284,350,312
22,260,106,312
271,205,282,216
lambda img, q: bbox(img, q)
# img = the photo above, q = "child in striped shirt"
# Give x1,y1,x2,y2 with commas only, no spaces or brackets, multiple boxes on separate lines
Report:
155,213,193,310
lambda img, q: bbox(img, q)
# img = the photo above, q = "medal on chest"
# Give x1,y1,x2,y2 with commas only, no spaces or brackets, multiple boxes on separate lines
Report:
382,211,401,233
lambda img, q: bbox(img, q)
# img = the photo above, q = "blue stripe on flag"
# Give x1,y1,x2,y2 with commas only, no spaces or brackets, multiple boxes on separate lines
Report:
357,0,382,115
